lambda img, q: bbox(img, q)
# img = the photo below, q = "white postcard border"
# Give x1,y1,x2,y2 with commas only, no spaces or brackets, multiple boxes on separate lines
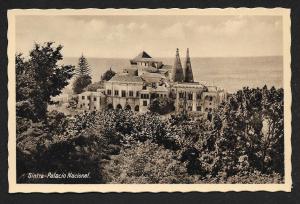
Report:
7,8,292,193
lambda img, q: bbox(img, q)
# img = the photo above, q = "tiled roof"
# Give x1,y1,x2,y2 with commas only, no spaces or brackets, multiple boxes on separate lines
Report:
161,64,172,70
141,72,166,83
134,51,152,59
141,72,166,79
124,64,156,71
109,74,144,83
131,51,161,63
143,66,158,73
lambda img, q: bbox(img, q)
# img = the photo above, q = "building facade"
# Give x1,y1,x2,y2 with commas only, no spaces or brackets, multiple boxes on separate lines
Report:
77,89,106,111
77,49,227,114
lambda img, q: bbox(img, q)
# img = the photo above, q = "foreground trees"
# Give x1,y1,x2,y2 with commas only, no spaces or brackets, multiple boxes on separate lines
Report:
149,97,175,115
103,141,191,184
16,42,74,121
16,53,284,185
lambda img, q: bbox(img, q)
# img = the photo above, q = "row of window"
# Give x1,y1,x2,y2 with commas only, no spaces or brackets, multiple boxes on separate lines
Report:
179,92,195,100
80,104,98,110
178,93,214,101
107,89,139,97
178,105,214,112
150,93,167,99
81,96,97,101
140,93,149,99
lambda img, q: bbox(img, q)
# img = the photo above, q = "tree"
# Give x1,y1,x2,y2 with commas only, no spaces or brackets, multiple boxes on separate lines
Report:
85,81,104,92
67,96,78,111
103,140,191,184
16,42,75,121
76,54,91,76
149,97,175,115
72,55,92,94
101,67,116,81
197,86,284,178
72,75,92,94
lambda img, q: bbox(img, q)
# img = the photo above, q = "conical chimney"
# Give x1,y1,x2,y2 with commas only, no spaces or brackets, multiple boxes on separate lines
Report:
172,48,184,82
184,48,194,83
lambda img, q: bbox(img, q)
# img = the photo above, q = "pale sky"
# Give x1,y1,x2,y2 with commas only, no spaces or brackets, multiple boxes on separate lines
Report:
15,15,283,58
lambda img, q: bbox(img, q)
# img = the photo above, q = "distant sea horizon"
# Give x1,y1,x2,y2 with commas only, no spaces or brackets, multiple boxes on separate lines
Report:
62,56,283,94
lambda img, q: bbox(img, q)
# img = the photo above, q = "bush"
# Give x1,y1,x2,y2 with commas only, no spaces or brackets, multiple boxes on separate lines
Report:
102,140,192,184
149,97,175,115
16,86,284,184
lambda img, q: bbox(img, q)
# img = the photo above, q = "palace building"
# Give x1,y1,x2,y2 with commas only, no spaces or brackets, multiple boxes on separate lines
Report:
77,49,227,114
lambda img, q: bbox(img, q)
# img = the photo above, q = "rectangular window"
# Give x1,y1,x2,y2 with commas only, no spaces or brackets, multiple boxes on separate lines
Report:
87,96,91,100
114,90,119,96
136,91,139,97
107,90,112,95
141,93,148,99
197,94,201,99
122,90,126,97
179,93,184,99
129,91,133,97
188,93,193,100
197,106,201,111
94,97,97,101
82,96,85,100
143,100,148,106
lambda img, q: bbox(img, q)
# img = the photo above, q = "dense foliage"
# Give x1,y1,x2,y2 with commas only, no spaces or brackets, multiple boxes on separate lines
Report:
149,97,175,115
17,85,284,184
72,55,92,94
101,68,116,81
16,42,74,121
15,46,284,184
85,81,104,92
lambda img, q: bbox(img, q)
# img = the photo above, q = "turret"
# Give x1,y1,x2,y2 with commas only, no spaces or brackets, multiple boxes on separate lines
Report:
184,48,194,83
172,48,184,82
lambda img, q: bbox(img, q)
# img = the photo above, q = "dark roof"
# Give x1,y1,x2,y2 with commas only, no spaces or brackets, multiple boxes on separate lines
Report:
131,51,161,63
142,72,166,78
134,51,152,59
109,74,143,83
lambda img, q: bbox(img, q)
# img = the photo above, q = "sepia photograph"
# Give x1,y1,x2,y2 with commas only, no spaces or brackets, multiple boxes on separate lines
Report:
7,8,291,192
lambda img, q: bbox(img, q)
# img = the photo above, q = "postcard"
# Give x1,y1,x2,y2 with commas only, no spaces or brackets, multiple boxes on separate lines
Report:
7,8,291,192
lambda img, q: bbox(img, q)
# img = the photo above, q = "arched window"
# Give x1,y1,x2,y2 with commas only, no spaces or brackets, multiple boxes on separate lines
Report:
107,104,113,109
116,104,122,109
125,104,131,110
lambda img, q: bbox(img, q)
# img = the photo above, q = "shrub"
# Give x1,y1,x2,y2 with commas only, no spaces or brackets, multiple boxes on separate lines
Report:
103,140,192,184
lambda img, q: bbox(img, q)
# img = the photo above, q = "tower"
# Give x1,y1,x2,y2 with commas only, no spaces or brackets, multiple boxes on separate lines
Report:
184,48,194,83
172,48,184,82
